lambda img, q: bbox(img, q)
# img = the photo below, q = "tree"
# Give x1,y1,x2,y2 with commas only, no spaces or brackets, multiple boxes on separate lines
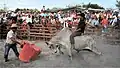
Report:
0,9,5,12
15,8,20,12
83,2,104,9
47,8,50,10
51,7,60,10
116,0,120,9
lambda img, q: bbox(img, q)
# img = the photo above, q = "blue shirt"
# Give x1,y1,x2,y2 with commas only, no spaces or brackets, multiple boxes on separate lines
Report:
91,19,99,26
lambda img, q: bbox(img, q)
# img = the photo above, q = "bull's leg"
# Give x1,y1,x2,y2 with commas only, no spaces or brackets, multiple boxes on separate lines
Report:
58,46,64,55
86,39,102,55
85,46,102,55
66,45,72,60
91,46,102,55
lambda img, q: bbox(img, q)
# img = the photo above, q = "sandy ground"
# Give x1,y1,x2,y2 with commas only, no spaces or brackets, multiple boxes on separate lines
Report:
0,30,120,68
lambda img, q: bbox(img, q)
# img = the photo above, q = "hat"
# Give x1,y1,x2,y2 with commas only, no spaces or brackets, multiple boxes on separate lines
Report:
11,24,17,28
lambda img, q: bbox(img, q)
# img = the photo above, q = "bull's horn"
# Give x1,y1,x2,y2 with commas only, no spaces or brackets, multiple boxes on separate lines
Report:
45,42,49,45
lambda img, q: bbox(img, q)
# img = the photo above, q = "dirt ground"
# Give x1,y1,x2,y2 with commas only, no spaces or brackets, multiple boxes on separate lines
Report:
0,29,120,68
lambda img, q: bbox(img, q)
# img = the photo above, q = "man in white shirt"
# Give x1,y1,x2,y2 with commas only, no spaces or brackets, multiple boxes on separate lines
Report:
26,15,32,23
59,17,64,28
26,15,33,28
4,24,23,62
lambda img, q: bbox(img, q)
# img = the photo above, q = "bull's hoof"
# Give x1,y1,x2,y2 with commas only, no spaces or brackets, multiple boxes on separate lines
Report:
68,55,72,61
97,52,102,56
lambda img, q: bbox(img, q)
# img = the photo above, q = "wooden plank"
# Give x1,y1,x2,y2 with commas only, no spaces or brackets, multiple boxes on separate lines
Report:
30,29,56,32
30,27,56,30
35,36,52,38
30,32,56,35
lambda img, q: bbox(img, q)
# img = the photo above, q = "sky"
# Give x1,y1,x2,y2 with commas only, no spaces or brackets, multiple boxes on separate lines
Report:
0,0,117,10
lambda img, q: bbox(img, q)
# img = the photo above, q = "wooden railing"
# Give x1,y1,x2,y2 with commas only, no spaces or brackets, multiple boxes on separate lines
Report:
0,24,58,41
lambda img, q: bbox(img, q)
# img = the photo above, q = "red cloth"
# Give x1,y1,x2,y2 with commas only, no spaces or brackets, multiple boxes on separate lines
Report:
19,42,41,63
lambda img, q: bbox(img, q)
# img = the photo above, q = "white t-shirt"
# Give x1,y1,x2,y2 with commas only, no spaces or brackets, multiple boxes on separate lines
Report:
51,19,56,24
6,30,17,44
57,13,61,19
26,17,32,23
11,13,16,17
22,16,27,21
67,17,72,21
59,18,64,24
3,17,7,23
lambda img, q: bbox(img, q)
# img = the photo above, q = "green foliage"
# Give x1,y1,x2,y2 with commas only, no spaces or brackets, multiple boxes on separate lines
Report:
116,0,120,9
15,8,40,13
83,2,104,9
0,9,5,12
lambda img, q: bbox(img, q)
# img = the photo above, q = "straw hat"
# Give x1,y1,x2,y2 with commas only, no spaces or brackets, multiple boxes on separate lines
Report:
11,24,17,28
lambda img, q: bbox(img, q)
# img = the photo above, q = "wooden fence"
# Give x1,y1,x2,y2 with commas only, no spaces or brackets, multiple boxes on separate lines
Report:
0,24,58,41
0,23,102,41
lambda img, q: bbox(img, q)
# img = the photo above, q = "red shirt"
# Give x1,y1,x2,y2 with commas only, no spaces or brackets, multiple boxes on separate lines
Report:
101,18,108,26
68,22,73,25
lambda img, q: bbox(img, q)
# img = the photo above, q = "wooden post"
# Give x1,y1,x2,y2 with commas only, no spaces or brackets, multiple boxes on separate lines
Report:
27,24,30,40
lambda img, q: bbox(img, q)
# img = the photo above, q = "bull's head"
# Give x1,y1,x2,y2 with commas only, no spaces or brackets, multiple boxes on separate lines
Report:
45,41,64,55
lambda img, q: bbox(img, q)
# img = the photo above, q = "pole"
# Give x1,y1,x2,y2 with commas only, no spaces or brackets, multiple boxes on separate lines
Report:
4,0,7,12
4,3,6,11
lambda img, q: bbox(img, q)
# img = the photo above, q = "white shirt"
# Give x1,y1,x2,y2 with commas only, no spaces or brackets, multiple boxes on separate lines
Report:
51,19,56,24
22,16,27,21
11,13,16,17
6,30,17,44
67,17,72,21
59,18,64,24
3,17,7,23
26,17,32,23
57,13,61,19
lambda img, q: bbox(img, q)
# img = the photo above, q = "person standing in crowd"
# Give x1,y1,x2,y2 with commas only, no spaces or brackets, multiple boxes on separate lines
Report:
101,16,108,32
90,16,99,28
70,13,86,51
59,17,65,29
2,14,7,24
85,12,91,22
4,24,23,62
111,14,120,28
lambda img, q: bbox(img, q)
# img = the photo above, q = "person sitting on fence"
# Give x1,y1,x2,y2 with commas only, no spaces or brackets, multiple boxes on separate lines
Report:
55,18,61,30
26,15,33,28
59,17,65,29
22,20,28,31
51,16,56,25
68,20,73,29
4,24,23,62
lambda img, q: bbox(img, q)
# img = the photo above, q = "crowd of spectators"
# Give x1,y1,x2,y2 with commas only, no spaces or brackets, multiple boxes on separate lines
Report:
0,9,120,33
